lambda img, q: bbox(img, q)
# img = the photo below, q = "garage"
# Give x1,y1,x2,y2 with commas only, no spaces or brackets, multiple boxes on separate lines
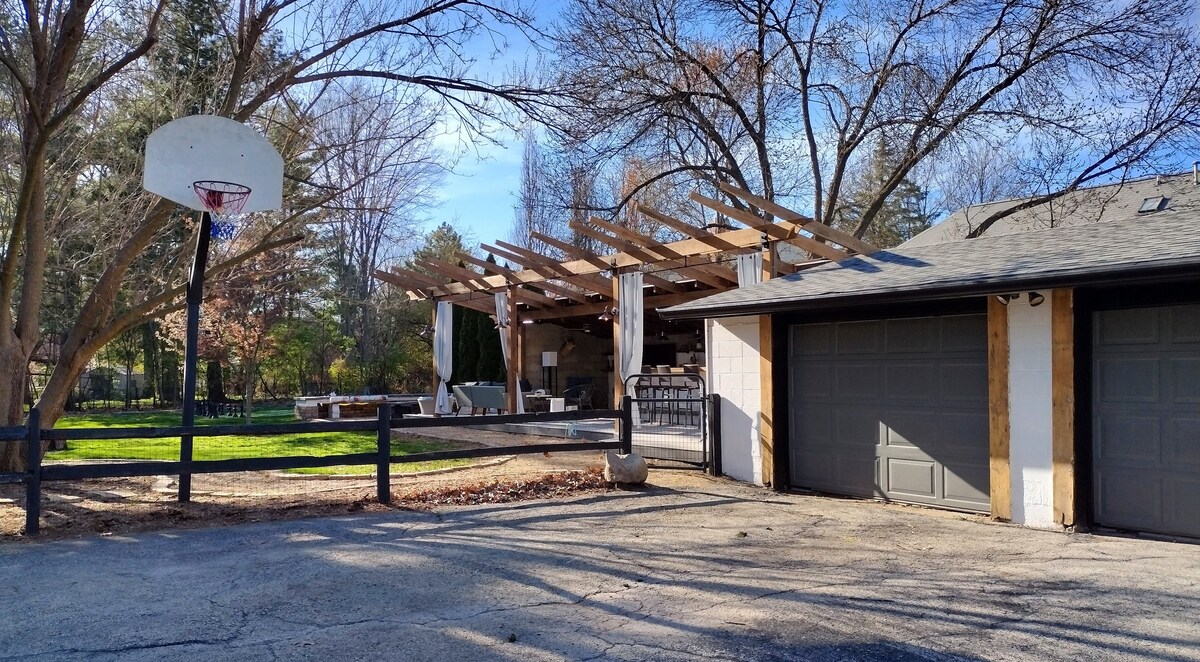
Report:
1092,303,1200,539
788,313,990,513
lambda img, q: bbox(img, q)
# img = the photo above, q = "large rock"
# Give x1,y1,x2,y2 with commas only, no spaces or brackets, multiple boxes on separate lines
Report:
604,451,648,485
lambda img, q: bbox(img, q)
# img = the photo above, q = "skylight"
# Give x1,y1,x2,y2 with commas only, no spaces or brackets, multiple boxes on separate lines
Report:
1138,196,1168,213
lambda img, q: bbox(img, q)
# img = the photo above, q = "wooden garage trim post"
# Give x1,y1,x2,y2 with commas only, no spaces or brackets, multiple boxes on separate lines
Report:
1051,289,1076,527
760,241,777,488
987,296,1012,520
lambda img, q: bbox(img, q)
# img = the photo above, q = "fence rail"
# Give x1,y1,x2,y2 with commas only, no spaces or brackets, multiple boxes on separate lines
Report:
4,398,635,535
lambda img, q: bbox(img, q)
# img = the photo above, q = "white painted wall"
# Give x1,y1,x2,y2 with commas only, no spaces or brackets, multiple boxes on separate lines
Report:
1007,294,1057,528
706,316,763,485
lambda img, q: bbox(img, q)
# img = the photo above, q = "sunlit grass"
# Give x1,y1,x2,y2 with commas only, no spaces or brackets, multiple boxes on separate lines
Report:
47,406,474,473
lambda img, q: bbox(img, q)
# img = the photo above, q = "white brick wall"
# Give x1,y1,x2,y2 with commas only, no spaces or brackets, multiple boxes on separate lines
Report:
706,316,763,484
1007,294,1057,528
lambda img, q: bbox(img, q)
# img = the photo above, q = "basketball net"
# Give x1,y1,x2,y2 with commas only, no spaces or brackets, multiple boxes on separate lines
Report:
193,180,252,241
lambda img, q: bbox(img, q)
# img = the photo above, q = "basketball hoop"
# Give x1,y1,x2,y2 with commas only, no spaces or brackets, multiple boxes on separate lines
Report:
193,180,252,241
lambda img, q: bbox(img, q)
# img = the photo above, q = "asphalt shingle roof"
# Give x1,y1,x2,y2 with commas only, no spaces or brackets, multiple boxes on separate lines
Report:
904,171,1200,247
659,209,1200,320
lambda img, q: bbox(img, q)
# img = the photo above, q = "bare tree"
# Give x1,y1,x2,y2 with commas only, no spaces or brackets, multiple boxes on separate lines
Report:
547,0,1200,242
0,0,551,470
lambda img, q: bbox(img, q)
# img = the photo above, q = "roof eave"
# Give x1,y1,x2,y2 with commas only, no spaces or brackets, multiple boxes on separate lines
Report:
658,260,1200,320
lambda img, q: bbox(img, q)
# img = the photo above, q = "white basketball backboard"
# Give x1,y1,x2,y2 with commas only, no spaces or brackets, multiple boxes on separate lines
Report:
143,115,284,213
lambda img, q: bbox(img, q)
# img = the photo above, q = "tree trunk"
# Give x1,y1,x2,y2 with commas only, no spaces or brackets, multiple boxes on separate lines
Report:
0,335,34,471
244,355,256,424
206,361,225,403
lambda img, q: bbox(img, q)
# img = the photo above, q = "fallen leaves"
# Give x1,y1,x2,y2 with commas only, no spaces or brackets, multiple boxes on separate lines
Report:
402,468,609,507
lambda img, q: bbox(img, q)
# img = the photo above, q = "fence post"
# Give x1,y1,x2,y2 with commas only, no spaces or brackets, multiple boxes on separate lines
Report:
619,395,633,455
376,404,391,504
25,408,41,535
707,393,722,477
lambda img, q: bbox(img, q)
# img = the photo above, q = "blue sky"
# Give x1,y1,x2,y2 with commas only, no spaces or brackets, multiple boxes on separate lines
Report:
427,127,524,250
421,2,562,252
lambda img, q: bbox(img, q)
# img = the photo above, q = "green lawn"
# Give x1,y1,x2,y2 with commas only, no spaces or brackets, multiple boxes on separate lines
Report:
47,405,475,474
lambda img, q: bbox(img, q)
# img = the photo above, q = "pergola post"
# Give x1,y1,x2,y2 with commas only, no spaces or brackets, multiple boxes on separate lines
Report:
505,285,520,414
611,269,623,405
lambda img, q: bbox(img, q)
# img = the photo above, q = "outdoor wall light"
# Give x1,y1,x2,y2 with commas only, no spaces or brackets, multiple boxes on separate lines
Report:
1028,291,1045,307
994,293,1017,305
598,306,619,322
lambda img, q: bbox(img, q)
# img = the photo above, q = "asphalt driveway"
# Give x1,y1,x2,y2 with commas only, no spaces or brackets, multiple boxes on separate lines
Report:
1,475,1198,661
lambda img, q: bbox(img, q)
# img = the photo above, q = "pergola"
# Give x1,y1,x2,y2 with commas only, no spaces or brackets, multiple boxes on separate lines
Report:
373,183,879,413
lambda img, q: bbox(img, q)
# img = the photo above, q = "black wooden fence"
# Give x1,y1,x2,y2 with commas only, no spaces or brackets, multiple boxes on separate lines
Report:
2,396,635,535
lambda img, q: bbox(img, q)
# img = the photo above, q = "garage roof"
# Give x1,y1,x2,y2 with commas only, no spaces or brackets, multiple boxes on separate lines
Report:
659,211,1200,320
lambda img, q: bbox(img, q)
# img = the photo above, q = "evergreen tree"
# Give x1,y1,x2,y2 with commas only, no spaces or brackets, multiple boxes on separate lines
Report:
456,303,482,382
410,222,470,268
835,138,936,248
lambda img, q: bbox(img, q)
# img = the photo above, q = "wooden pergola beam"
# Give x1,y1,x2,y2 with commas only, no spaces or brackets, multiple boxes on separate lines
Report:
689,193,853,263
525,233,684,295
484,242,613,296
715,182,879,255
374,269,496,314
571,221,733,290
587,216,738,286
635,205,798,275
458,251,591,304
415,258,555,309
513,235,691,292
521,288,720,322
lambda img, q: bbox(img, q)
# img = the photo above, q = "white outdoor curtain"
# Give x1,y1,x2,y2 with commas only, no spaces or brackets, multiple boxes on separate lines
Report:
494,291,525,414
617,272,644,387
434,301,453,414
736,252,763,287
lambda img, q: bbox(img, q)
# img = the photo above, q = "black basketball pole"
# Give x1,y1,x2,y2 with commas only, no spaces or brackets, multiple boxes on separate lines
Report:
179,211,212,502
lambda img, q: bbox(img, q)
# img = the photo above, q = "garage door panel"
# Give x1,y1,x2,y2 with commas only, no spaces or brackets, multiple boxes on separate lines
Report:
1164,478,1200,534
941,362,988,402
794,364,833,397
1097,358,1160,403
882,412,940,449
790,450,836,489
789,313,989,514
1170,306,1200,342
944,463,990,506
1094,304,1200,539
796,407,835,443
835,457,880,497
1096,471,1163,529
940,315,989,352
939,412,989,454
835,364,882,399
1172,358,1200,403
885,317,936,354
792,323,834,356
1095,415,1161,462
834,407,879,449
1098,308,1159,345
1165,417,1200,466
836,321,881,355
886,363,936,400
886,459,936,498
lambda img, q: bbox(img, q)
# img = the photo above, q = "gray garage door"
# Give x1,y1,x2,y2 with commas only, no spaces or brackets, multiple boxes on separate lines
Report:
789,314,990,513
1093,304,1200,539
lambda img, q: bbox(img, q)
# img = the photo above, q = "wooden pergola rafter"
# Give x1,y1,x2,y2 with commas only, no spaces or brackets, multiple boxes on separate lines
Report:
374,189,879,323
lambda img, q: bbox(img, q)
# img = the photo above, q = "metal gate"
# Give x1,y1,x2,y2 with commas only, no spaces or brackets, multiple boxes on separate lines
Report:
625,373,710,468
